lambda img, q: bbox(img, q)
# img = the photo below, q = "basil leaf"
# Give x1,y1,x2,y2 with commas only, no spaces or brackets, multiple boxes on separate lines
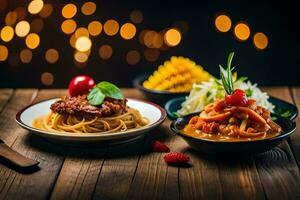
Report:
87,87,105,106
245,89,253,97
97,81,124,100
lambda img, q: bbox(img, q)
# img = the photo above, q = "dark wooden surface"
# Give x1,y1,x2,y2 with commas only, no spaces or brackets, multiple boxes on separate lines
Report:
0,88,299,200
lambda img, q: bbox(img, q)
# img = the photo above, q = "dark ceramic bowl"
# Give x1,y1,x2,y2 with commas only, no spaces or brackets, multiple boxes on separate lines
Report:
165,96,298,121
133,74,189,106
170,113,296,155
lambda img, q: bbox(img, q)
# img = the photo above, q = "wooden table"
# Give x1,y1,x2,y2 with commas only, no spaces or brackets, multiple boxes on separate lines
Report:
0,87,299,200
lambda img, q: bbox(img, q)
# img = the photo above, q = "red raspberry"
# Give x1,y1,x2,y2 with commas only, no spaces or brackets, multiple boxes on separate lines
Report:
152,141,170,152
163,152,190,164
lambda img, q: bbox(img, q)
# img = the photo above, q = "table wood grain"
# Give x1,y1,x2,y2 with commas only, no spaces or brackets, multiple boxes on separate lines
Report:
0,87,299,200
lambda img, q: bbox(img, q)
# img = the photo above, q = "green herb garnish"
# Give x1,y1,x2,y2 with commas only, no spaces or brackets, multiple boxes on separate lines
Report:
87,81,124,106
245,89,253,97
274,107,292,118
219,52,235,95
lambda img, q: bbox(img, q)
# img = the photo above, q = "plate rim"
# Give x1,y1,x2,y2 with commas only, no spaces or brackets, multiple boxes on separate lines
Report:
165,96,298,121
15,97,167,139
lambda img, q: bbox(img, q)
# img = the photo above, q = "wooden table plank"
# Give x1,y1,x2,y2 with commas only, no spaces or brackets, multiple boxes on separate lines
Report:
0,89,67,200
253,87,300,199
50,89,147,200
0,89,13,113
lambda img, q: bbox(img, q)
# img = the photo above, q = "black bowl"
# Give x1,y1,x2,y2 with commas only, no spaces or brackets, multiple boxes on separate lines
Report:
133,74,189,106
170,113,296,155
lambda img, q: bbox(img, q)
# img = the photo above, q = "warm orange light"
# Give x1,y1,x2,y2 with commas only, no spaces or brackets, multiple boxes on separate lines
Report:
41,72,54,86
15,20,30,37
19,49,32,63
99,45,113,59
62,3,77,18
88,21,102,36
74,51,88,63
75,36,92,52
5,11,17,26
45,49,59,63
164,28,181,47
234,23,250,41
69,34,76,48
61,19,77,34
75,27,89,38
1,26,14,42
143,31,163,48
81,2,96,15
39,3,53,18
253,32,268,50
215,14,232,32
120,23,136,40
15,7,27,21
31,18,44,33
152,33,163,48
0,45,9,61
103,19,119,36
25,33,40,49
130,10,143,24
28,0,44,14
126,50,140,65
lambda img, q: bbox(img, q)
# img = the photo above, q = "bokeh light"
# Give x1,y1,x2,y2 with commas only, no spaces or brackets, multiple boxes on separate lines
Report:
164,28,181,46
88,21,102,36
5,11,17,26
144,48,160,62
130,10,143,24
69,34,76,48
39,3,53,18
75,27,89,38
28,0,44,14
103,19,119,36
25,33,40,49
15,20,30,37
99,45,113,59
31,18,44,33
19,49,32,63
75,36,92,52
215,14,232,32
61,19,77,34
62,3,77,19
45,48,59,63
234,22,250,41
74,51,89,63
81,2,96,15
126,50,140,65
15,7,27,21
120,23,136,40
41,72,54,86
0,45,9,61
1,26,14,42
253,32,269,50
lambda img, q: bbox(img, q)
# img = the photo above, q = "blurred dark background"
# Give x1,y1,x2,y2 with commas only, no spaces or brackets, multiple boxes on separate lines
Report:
0,0,299,88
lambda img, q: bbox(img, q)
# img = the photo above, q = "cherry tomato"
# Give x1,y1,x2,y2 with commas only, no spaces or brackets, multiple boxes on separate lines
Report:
68,75,96,97
225,89,248,106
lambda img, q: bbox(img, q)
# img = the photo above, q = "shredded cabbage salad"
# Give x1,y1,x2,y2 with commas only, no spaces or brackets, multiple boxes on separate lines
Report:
177,78,274,116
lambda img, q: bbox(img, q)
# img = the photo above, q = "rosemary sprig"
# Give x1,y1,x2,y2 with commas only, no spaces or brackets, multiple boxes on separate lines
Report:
219,52,235,95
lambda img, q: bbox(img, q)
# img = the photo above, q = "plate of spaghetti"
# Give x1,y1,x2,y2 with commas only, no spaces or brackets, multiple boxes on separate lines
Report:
170,52,296,154
16,79,166,143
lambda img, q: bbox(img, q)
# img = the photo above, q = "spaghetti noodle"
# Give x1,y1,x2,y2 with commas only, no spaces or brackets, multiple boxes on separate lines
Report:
33,107,149,134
